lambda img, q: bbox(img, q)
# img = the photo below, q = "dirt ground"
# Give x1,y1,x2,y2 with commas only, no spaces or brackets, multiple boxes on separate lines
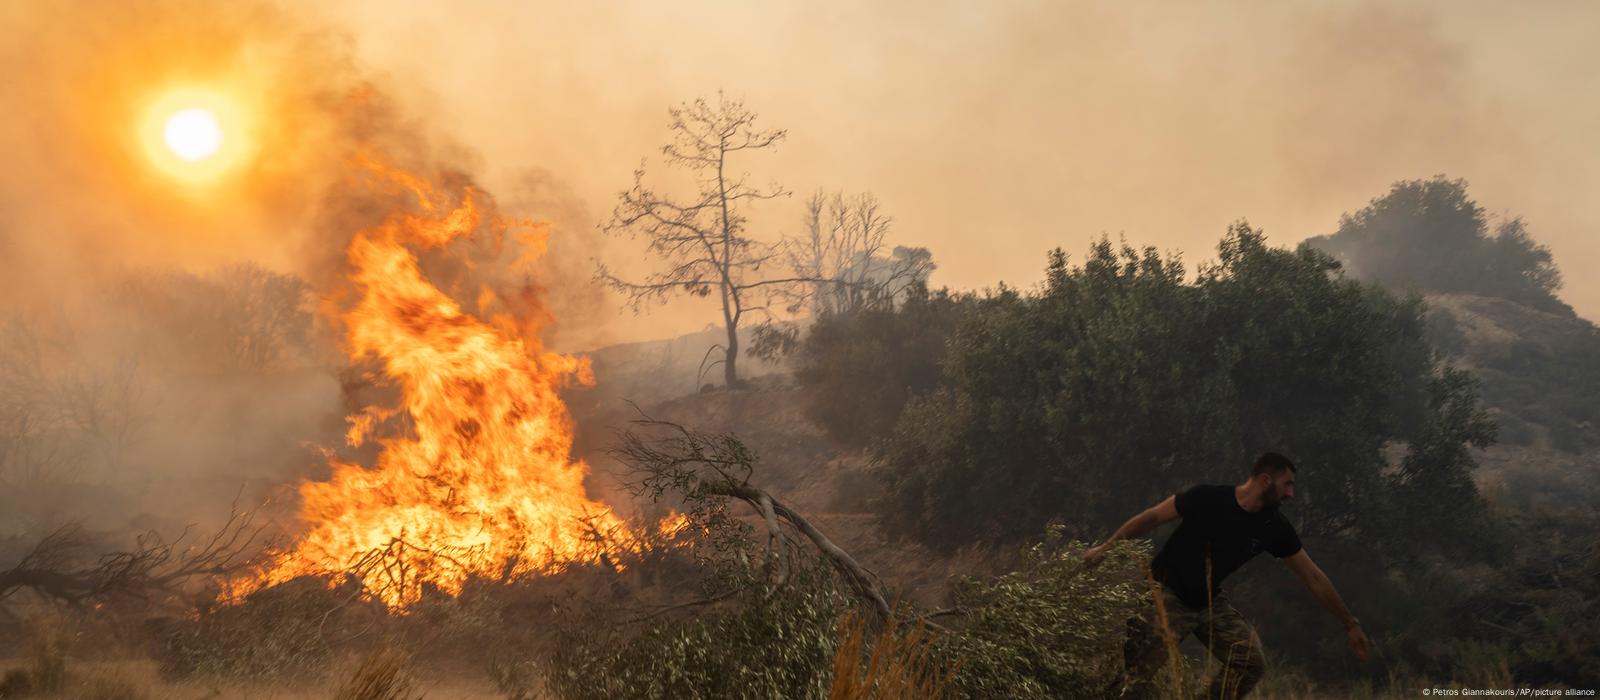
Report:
0,657,508,699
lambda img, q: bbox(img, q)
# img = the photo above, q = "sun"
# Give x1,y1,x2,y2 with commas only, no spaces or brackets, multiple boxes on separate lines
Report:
139,86,255,186
164,108,223,161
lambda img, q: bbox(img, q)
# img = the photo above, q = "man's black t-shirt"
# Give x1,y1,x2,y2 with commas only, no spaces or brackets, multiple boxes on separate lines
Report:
1150,484,1303,610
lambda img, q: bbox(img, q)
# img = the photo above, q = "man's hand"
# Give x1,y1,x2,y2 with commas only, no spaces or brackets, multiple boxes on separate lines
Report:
1083,496,1180,570
1284,549,1371,660
1346,623,1372,660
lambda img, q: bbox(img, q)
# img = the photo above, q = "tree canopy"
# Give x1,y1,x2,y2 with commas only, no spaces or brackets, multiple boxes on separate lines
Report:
1305,176,1568,314
874,225,1494,559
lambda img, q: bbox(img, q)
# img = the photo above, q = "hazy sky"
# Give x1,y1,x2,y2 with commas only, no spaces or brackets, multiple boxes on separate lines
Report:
316,0,1600,345
5,1,1597,349
0,0,1594,535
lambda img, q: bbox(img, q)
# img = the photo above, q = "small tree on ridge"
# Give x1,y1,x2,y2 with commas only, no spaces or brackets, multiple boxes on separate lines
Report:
598,94,818,388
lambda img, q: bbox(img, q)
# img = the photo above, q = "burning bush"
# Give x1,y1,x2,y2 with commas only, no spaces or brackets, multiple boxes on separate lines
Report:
233,158,641,609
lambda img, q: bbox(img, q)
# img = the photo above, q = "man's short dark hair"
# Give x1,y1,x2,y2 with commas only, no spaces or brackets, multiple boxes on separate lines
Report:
1252,452,1296,477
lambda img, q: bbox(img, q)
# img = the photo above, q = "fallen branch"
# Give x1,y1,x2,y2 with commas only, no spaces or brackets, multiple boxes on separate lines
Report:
613,417,894,623
0,494,269,608
697,480,890,622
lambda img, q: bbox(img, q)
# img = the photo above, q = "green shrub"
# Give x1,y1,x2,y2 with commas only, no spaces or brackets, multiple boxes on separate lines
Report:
934,529,1149,700
1303,176,1568,314
795,286,970,447
875,227,1492,556
1423,307,1467,356
547,575,846,700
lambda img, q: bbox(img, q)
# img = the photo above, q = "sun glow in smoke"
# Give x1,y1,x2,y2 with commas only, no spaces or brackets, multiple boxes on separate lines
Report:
234,156,648,608
138,87,254,185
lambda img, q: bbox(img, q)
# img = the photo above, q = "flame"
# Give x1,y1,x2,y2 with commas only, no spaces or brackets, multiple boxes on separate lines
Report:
241,156,630,608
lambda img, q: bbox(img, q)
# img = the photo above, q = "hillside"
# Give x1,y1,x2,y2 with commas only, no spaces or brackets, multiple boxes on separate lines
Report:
1426,292,1600,511
565,325,789,414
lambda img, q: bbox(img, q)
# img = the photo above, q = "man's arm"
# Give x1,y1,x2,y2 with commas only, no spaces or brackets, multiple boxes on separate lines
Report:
1083,495,1180,565
1282,549,1372,659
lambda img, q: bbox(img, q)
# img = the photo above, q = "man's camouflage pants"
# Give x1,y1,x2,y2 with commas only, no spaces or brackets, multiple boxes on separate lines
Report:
1117,585,1267,699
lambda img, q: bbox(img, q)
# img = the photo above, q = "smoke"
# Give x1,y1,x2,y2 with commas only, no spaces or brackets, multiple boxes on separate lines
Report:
3,0,1597,531
328,0,1600,325
0,1,600,532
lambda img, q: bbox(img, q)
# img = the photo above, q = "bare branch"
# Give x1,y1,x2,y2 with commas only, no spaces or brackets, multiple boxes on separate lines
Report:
698,479,891,622
0,495,271,608
610,420,892,622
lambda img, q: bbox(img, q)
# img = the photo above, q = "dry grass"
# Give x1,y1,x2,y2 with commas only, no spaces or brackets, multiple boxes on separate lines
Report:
0,655,508,700
26,614,69,695
827,611,958,700
72,673,152,700
330,647,420,700
0,614,72,698
487,656,542,700
0,645,1536,700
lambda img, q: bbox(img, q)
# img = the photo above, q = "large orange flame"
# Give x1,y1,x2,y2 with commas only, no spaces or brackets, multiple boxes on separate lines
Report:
242,157,628,608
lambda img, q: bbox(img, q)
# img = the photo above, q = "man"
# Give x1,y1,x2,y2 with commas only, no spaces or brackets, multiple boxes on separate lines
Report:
1083,452,1373,698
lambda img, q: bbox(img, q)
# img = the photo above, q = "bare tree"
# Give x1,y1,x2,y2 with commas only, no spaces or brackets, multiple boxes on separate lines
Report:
211,264,314,372
0,317,85,528
598,94,819,389
792,190,935,317
59,352,148,476
115,264,313,374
